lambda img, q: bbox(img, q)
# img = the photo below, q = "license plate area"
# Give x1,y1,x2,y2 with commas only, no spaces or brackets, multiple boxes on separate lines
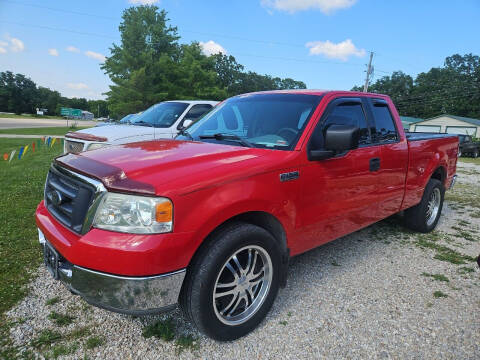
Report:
43,241,59,280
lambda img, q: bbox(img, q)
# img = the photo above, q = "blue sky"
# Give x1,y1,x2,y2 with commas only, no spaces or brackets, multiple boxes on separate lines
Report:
0,0,479,100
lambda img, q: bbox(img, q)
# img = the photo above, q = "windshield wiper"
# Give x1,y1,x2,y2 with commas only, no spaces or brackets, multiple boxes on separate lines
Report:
134,120,153,127
177,126,193,140
199,133,254,148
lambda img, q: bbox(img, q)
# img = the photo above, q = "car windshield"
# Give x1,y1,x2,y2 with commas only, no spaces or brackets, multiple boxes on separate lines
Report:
132,102,189,128
176,94,321,150
119,114,135,124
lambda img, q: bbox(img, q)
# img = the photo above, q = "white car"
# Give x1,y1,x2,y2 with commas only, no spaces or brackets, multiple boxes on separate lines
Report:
64,100,218,153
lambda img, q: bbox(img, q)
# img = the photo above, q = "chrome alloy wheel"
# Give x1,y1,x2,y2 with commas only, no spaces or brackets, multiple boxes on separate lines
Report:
426,187,441,226
212,245,272,326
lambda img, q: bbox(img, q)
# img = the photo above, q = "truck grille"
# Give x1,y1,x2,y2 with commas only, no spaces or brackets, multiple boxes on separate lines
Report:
65,140,85,154
44,165,102,234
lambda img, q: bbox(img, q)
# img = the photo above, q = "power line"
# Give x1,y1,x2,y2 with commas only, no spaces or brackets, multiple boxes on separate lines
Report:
1,0,118,20
1,20,116,39
1,19,397,73
394,88,480,103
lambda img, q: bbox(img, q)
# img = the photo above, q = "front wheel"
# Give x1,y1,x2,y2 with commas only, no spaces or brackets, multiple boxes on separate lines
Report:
403,178,445,233
473,149,479,158
180,223,281,341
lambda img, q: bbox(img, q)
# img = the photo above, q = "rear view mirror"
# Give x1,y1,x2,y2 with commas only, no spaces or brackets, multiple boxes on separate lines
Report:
308,124,360,161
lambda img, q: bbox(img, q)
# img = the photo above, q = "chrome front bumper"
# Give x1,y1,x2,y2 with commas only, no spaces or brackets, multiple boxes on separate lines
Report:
60,265,186,315
39,230,185,315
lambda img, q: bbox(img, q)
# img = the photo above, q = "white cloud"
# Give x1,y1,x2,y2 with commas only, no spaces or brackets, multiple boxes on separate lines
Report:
128,0,159,5
66,45,80,53
0,37,25,53
199,40,227,56
261,0,357,14
67,82,89,90
85,50,106,62
48,48,59,56
306,39,365,61
10,37,25,52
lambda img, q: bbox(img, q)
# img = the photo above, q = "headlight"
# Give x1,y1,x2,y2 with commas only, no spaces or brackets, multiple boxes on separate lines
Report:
88,143,108,151
93,193,173,234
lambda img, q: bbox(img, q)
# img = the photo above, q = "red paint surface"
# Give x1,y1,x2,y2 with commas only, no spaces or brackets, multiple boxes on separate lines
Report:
36,91,458,276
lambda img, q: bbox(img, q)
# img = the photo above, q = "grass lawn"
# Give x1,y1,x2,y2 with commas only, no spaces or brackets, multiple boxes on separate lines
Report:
0,138,63,315
0,113,64,120
0,126,91,136
458,157,480,166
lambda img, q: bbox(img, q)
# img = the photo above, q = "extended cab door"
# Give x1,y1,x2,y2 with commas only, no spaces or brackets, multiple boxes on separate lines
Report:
296,97,381,254
365,98,409,217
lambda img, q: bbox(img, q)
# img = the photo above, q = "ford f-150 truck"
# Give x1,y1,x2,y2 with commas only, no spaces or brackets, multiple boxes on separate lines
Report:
36,90,458,341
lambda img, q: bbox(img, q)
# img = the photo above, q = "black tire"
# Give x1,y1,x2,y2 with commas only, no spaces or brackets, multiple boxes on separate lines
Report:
403,178,445,233
473,149,479,158
179,222,281,341
458,149,462,157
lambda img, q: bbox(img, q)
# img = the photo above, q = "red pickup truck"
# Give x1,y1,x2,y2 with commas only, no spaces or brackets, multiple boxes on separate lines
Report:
36,90,458,341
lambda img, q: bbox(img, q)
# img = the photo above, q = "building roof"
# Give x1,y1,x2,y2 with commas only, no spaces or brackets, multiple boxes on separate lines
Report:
400,116,424,124
421,114,480,126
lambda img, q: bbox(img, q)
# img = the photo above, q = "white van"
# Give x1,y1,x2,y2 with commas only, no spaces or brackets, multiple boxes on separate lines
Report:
64,100,218,153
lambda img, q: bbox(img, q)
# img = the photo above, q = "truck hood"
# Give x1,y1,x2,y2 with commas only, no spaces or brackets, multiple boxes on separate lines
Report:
56,140,288,196
74,125,155,142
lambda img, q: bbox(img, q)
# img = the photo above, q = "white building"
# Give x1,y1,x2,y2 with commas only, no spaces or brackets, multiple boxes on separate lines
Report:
409,114,480,136
81,111,94,120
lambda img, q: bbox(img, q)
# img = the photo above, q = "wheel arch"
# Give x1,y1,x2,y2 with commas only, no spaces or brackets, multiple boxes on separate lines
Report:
182,211,290,294
430,165,447,188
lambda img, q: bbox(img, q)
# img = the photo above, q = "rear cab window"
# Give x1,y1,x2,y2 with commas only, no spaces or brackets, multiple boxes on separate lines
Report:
369,98,399,143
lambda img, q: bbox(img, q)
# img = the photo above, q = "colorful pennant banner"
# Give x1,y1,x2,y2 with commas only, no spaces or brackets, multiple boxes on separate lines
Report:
3,137,62,164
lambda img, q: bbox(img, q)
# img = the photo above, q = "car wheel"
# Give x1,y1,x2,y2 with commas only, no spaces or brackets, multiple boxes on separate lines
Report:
458,149,462,157
403,178,445,233
473,149,479,158
180,222,281,341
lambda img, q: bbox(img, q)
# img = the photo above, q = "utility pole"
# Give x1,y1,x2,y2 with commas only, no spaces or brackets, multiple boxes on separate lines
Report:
97,103,100,118
363,51,374,92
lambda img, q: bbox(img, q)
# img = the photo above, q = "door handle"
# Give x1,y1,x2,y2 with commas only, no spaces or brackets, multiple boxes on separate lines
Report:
369,157,381,172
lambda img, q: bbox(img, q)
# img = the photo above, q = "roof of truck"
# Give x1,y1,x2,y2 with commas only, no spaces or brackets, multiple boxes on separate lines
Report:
239,89,389,98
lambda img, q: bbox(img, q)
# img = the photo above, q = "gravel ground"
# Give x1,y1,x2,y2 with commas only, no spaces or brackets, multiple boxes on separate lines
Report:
6,161,480,359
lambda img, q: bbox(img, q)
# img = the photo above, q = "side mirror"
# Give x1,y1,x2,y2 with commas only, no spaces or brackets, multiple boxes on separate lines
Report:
308,124,360,161
182,119,194,128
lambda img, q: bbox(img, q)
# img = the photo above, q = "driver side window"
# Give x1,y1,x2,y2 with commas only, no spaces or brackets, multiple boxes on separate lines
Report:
310,100,371,149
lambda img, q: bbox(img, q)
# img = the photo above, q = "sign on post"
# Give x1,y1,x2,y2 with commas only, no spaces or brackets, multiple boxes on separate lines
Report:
60,108,82,117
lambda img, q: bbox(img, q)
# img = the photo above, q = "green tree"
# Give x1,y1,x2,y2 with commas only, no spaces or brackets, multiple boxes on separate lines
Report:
102,5,181,117
103,5,307,118
352,54,480,119
87,99,109,117
0,71,37,114
36,87,62,115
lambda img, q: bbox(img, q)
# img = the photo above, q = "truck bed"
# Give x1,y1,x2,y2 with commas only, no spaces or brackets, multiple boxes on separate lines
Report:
406,132,459,141
402,133,458,210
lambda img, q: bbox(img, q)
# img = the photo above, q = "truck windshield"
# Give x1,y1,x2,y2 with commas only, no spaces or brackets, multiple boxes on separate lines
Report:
177,94,321,150
132,102,189,128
